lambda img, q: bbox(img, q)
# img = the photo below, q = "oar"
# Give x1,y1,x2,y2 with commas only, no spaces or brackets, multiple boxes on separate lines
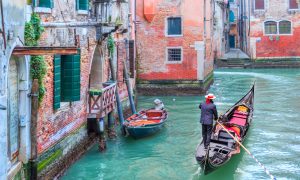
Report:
216,121,276,180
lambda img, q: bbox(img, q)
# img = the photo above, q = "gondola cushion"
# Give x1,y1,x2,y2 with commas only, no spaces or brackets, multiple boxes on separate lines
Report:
230,117,247,126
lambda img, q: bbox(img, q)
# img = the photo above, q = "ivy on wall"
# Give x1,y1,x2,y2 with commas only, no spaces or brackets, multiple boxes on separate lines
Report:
107,34,115,56
25,13,46,103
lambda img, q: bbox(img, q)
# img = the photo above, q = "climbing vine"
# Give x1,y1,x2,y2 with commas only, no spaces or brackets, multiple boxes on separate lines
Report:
25,13,46,103
107,34,115,56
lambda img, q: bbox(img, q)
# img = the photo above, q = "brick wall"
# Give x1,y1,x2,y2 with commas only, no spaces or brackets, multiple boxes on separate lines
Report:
136,0,214,81
249,0,300,59
36,0,133,155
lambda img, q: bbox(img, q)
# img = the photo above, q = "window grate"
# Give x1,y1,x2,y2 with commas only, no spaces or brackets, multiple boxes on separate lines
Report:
168,48,182,61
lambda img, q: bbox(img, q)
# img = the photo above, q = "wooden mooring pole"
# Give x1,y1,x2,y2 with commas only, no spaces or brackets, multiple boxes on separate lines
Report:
108,57,125,133
29,79,39,180
98,118,106,151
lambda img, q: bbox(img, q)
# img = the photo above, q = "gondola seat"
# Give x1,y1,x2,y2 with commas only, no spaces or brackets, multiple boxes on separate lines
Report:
229,117,247,126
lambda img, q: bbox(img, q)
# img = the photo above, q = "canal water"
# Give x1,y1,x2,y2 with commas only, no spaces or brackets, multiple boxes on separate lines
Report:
62,69,300,180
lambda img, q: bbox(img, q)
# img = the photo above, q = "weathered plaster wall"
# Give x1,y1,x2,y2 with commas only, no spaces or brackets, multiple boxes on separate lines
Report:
249,0,300,59
0,1,30,180
136,0,214,82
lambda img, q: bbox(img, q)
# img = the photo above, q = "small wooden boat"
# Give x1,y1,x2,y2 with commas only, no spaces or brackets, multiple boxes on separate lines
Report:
124,109,168,138
195,85,255,175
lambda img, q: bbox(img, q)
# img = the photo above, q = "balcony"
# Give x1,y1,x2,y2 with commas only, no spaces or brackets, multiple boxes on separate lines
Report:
91,0,129,39
88,82,116,119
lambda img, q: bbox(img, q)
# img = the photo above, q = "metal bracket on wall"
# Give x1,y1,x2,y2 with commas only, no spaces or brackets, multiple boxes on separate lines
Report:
0,104,6,110
27,93,38,97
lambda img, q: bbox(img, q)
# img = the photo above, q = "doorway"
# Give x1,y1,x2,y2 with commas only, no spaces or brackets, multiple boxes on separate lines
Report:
229,35,236,48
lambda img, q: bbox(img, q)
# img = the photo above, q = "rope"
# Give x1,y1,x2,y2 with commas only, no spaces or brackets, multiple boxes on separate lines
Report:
216,121,276,180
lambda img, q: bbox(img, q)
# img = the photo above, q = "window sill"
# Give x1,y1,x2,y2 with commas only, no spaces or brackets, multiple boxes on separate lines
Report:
264,34,293,36
165,34,183,38
166,61,183,64
34,7,52,14
77,10,89,15
254,9,265,12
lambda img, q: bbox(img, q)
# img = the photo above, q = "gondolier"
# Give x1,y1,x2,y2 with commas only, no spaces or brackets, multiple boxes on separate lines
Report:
199,93,218,150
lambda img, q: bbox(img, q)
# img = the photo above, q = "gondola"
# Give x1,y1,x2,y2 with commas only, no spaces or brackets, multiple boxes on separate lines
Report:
195,85,255,175
124,109,168,138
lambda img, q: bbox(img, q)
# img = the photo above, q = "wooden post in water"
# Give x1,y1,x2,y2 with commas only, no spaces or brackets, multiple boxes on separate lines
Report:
29,79,39,180
108,57,125,131
123,60,136,114
98,117,106,151
107,112,116,139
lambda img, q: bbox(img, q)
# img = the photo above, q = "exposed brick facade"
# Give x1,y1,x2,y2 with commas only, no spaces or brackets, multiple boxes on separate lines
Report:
247,0,300,59
34,0,136,176
136,0,214,90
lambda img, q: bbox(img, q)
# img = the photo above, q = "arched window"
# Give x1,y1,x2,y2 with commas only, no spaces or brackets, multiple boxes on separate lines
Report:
279,21,292,34
264,21,277,35
229,11,235,23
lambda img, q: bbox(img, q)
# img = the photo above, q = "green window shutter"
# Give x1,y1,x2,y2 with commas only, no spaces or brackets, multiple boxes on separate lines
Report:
53,55,61,110
78,0,89,10
39,0,53,8
76,0,79,10
61,54,81,102
32,0,37,7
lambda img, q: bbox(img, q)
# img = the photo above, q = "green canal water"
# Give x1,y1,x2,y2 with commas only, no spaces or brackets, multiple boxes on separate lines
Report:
62,69,300,180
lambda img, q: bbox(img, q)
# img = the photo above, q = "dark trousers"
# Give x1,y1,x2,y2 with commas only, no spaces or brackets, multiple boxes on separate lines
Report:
202,124,213,148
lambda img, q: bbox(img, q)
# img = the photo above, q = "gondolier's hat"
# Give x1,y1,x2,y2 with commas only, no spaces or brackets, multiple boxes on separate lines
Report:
205,93,216,100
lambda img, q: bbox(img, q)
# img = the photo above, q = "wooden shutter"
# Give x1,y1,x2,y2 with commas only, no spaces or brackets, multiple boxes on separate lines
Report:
168,17,182,35
61,54,81,102
289,0,299,9
39,0,54,8
129,40,135,78
77,0,89,10
32,0,37,7
255,0,264,10
53,55,61,109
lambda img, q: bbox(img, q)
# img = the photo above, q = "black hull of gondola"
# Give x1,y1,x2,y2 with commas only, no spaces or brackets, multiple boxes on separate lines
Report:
195,85,255,175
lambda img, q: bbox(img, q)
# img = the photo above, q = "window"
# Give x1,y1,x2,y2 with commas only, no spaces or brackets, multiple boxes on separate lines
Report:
264,21,277,35
167,17,182,36
53,53,81,110
33,0,54,8
254,0,265,10
289,0,299,9
264,20,292,35
167,48,182,62
76,0,89,11
229,11,235,23
128,40,135,78
279,21,292,34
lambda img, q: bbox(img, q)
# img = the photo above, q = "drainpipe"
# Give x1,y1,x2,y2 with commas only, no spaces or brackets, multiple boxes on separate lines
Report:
124,39,136,114
204,0,207,38
0,0,6,49
29,79,39,180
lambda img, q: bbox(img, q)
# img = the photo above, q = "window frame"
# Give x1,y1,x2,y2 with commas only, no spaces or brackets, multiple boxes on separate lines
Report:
289,0,299,10
165,47,183,64
264,21,278,35
76,0,89,12
263,20,293,36
278,20,292,35
254,0,265,11
165,16,183,37
33,0,53,13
